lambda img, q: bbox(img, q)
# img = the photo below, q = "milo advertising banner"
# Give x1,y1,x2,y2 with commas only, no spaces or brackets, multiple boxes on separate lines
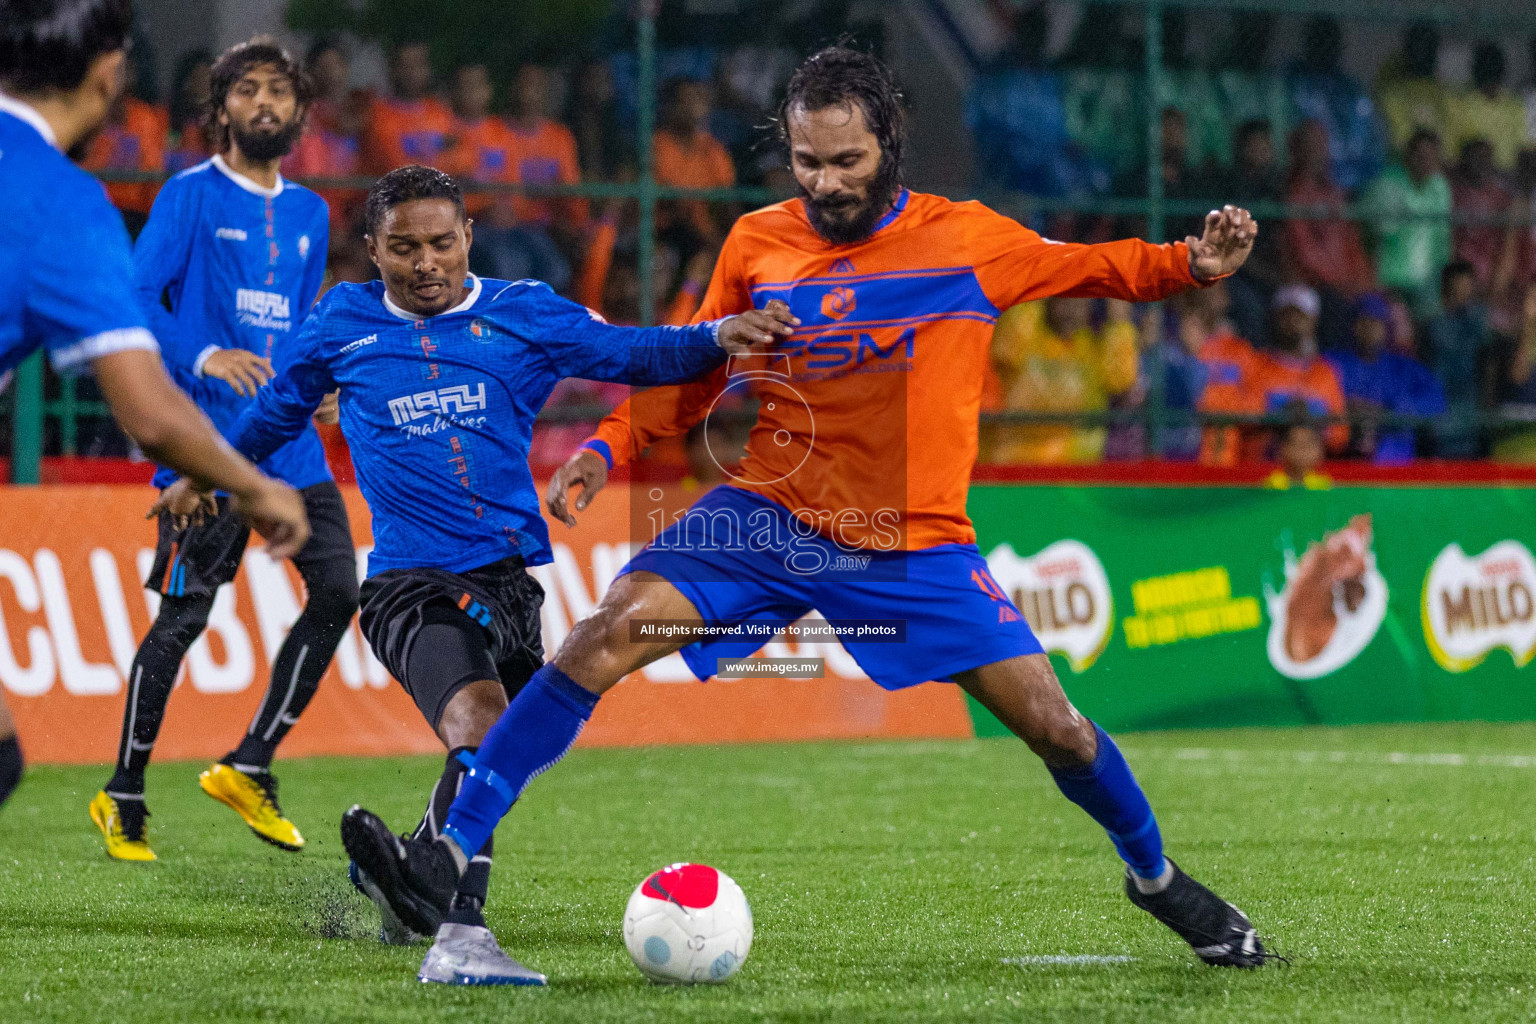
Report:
968,485,1536,733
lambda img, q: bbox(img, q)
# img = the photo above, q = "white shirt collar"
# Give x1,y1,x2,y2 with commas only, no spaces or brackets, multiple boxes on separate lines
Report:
383,275,483,321
211,153,284,198
0,91,59,149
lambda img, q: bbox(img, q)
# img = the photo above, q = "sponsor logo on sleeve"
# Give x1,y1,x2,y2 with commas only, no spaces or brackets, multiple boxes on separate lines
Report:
985,540,1112,672
1422,541,1536,672
299,234,311,260
340,334,377,353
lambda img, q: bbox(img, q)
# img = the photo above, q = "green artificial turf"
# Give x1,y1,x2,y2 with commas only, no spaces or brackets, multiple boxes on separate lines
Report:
3,723,1535,1022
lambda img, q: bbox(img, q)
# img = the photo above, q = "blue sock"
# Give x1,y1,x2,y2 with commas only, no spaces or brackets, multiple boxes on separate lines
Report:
1048,723,1165,879
441,664,600,860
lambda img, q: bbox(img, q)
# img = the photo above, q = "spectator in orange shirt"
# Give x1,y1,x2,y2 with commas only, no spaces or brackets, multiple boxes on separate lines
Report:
284,38,365,237
82,84,167,232
506,65,586,237
654,77,737,260
446,63,517,220
1173,282,1266,465
446,64,572,292
165,51,213,174
362,41,455,173
1245,284,1348,459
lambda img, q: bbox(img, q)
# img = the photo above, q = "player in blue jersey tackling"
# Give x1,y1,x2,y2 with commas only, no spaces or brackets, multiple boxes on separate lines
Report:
157,164,795,983
0,0,310,816
89,37,363,864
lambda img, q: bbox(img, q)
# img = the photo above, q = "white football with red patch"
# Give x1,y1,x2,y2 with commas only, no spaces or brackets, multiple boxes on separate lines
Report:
622,862,753,984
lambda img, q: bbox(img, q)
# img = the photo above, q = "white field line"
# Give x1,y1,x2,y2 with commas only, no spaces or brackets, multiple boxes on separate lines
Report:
1127,747,1536,769
1002,955,1136,966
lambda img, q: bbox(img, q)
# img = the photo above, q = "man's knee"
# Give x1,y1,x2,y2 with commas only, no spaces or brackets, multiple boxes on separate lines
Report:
438,679,508,749
1030,706,1096,767
959,654,1097,767
556,578,654,690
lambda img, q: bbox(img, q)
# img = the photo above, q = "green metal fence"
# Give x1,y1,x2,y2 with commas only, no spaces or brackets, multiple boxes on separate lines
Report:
16,0,1536,482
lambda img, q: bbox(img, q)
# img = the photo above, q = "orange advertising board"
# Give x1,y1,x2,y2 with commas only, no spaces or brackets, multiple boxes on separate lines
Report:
1,485,972,765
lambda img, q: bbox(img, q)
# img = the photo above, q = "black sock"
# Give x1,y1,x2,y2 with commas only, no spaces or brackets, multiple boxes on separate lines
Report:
413,746,494,926
0,734,22,809
229,566,357,769
107,594,214,796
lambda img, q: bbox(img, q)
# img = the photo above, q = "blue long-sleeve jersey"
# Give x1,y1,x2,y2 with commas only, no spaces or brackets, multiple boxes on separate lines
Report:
227,275,727,575
136,155,331,489
0,95,160,377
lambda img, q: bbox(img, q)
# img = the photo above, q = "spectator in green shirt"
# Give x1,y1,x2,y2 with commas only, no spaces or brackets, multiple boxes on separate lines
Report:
1362,128,1452,317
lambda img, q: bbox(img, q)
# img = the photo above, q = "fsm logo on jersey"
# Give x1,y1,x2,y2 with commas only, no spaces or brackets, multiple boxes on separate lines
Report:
235,288,292,331
983,540,1113,672
388,382,488,426
1422,541,1536,672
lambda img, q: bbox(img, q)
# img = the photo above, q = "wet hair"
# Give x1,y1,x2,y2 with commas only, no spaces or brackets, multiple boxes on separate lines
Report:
365,164,465,236
776,46,907,183
0,0,132,94
205,37,312,154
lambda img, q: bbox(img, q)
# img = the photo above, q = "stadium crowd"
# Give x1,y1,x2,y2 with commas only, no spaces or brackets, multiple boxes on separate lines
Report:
972,10,1536,467
67,9,1536,469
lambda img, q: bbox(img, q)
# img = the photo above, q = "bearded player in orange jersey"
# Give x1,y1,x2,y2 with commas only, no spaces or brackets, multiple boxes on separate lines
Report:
340,47,1276,974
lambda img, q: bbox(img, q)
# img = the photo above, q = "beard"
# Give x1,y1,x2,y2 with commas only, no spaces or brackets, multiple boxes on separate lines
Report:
230,117,303,162
799,157,901,246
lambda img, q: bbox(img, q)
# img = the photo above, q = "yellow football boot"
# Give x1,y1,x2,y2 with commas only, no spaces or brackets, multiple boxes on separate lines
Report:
89,790,156,862
198,762,304,851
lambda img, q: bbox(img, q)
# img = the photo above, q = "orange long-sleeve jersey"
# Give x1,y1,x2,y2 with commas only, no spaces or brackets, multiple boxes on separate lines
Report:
585,189,1207,550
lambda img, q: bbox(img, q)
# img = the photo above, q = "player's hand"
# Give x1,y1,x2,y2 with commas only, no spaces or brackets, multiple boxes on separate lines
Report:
204,349,274,398
717,299,798,355
545,448,608,528
1186,205,1257,282
149,477,218,530
313,390,341,425
229,478,311,560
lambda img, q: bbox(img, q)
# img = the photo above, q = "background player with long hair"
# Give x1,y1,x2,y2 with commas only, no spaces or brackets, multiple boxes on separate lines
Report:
89,37,359,863
341,46,1277,977
0,0,309,817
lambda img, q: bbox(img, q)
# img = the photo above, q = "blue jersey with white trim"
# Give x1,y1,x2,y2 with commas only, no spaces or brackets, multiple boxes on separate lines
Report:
0,97,160,379
227,276,727,575
137,156,331,489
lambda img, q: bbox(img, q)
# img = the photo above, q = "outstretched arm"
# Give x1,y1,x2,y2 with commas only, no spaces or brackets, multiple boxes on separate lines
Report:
976,204,1258,308
533,282,794,386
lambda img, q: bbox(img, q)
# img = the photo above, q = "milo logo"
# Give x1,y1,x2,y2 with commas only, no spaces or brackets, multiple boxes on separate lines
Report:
1422,541,1536,672
984,540,1113,672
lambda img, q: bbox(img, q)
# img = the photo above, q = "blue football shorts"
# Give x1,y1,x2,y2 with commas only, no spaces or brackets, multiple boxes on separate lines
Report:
619,485,1043,689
